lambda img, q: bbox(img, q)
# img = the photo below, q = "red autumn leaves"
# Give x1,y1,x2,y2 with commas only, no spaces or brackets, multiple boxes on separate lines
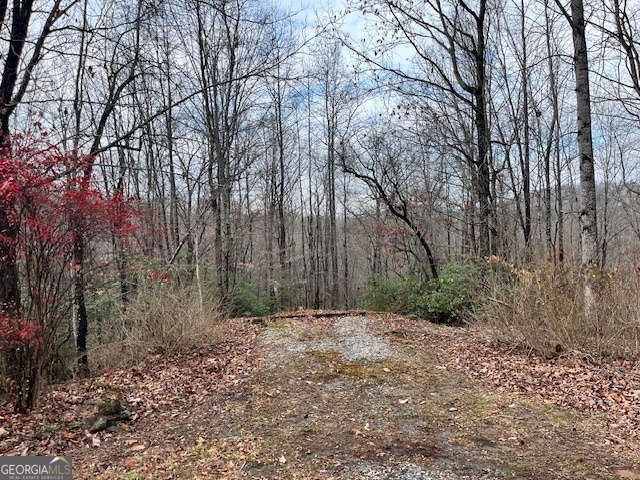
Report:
0,138,137,350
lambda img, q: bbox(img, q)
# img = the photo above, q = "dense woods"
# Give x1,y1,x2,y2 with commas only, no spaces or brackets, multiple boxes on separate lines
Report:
3,0,640,410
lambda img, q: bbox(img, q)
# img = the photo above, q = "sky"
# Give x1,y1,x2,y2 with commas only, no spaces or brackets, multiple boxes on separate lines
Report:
285,0,345,17
284,0,368,38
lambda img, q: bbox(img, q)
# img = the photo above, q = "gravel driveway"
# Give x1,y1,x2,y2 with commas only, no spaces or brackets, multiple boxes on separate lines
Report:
254,316,524,479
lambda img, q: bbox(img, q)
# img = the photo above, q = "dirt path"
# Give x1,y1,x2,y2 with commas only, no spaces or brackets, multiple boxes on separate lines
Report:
10,314,640,479
202,314,639,480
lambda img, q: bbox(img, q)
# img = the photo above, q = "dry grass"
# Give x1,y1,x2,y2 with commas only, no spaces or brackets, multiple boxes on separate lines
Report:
95,282,224,368
476,265,640,359
125,282,223,355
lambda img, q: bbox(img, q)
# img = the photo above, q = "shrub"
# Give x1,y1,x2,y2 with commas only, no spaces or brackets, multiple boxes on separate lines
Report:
227,279,274,318
0,140,138,411
277,273,305,311
361,275,420,314
361,262,478,324
98,281,223,367
427,263,477,323
476,265,640,359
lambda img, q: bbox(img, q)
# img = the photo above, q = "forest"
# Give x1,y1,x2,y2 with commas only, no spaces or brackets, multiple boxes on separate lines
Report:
1,0,640,414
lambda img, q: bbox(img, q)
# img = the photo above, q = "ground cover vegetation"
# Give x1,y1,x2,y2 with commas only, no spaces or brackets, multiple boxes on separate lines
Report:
4,313,640,479
2,4,640,473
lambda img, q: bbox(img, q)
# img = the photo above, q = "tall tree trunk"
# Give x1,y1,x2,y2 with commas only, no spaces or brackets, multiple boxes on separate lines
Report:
0,135,23,405
544,0,560,262
520,0,532,249
274,68,288,274
325,111,339,308
0,136,20,319
166,60,179,251
471,1,492,257
342,173,349,308
556,132,565,263
74,231,89,377
565,0,599,268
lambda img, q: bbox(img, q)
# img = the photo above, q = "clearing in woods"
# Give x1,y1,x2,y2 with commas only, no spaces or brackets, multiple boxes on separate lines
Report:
2,312,640,479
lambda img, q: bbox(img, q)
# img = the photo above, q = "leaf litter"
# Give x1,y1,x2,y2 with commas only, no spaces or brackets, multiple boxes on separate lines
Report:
1,312,640,478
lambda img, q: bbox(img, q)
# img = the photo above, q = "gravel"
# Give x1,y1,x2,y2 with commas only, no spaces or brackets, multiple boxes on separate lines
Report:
259,315,525,480
339,461,462,479
260,315,396,364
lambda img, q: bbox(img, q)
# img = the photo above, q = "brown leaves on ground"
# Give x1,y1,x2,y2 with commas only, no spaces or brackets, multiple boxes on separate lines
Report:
453,331,640,436
390,318,640,439
2,311,640,478
0,318,259,460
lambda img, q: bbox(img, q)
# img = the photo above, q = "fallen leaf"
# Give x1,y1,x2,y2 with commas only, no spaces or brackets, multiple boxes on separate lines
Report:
131,444,146,451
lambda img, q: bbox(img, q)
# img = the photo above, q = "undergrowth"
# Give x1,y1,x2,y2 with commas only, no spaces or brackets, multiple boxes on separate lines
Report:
227,279,277,318
94,281,223,369
361,257,640,360
476,262,640,360
360,262,478,324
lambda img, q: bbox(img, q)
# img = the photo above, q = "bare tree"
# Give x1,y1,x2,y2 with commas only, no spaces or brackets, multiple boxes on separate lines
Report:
63,0,145,376
554,0,599,269
343,123,439,280
191,0,288,299
345,0,494,257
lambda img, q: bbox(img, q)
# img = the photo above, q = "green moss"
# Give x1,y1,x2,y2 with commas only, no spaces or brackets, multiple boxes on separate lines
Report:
98,398,123,415
458,393,498,415
268,322,295,337
307,350,342,362
337,362,389,379
123,473,147,480
551,411,581,425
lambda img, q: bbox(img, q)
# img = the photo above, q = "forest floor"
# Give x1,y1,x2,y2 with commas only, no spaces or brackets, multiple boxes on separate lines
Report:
2,312,640,479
